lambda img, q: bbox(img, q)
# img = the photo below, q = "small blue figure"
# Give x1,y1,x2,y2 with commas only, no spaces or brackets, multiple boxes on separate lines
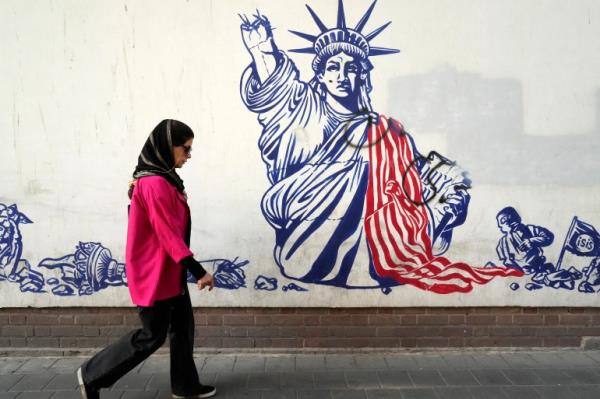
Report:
580,257,600,293
213,258,248,289
495,207,555,274
187,258,249,290
254,275,278,291
39,242,127,296
282,282,308,292
0,203,44,293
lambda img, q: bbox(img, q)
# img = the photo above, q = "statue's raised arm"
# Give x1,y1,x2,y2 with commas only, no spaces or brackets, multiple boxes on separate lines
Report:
240,12,280,84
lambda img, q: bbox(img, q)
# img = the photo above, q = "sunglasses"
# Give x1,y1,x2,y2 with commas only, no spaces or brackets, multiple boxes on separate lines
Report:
181,144,192,155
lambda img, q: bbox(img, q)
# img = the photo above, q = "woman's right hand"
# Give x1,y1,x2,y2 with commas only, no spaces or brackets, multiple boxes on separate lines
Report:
197,272,215,291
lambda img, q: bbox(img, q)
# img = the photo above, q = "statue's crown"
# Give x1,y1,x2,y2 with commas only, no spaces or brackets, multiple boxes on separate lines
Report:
289,0,399,70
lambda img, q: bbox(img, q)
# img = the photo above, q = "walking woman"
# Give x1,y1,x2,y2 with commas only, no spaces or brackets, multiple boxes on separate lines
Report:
77,119,217,399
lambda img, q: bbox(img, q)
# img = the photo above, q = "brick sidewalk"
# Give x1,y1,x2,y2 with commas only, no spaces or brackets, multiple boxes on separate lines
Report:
1,350,600,398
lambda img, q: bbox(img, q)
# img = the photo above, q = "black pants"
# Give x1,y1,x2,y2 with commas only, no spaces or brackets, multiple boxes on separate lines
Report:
81,288,203,396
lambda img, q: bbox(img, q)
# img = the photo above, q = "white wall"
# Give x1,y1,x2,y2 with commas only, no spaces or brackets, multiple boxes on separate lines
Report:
1,0,599,307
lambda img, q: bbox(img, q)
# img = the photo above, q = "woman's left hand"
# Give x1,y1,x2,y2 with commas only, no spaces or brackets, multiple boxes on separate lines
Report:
197,272,215,291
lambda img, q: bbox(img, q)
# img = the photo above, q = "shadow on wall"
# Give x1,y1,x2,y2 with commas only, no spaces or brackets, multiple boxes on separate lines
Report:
388,66,600,185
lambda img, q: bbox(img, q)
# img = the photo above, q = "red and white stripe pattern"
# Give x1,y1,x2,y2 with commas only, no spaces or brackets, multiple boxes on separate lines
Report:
364,116,523,294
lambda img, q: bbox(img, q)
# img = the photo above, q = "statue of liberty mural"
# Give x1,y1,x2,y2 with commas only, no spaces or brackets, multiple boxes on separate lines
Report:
239,0,522,293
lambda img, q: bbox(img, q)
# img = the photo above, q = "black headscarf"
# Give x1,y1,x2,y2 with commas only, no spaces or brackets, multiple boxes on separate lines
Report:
129,119,194,198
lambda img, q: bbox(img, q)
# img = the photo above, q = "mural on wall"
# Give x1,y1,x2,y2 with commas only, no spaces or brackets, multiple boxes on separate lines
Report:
239,0,522,293
0,202,251,296
0,203,130,296
489,211,600,294
3,1,600,307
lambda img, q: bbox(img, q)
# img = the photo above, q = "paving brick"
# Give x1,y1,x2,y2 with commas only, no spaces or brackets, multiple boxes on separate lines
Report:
434,387,474,399
469,386,508,399
398,388,438,399
330,389,367,399
49,392,83,399
202,356,236,372
439,370,479,386
121,391,160,399
49,358,85,373
414,355,448,370
377,370,412,388
110,373,152,390
365,389,403,399
470,370,511,386
501,386,542,399
354,356,387,370
137,357,169,374
384,356,419,370
439,354,478,370
501,369,545,385
314,371,348,389
0,375,23,392
15,393,52,399
500,353,538,368
533,369,577,385
233,356,265,372
15,358,58,374
557,352,598,367
265,356,295,372
279,372,314,389
528,352,563,367
325,355,355,370
297,389,331,399
470,354,510,369
296,355,326,371
43,373,78,390
146,373,170,390
582,350,600,364
345,371,380,389
533,386,577,399
0,359,26,375
563,369,600,384
408,370,446,386
247,372,281,390
265,389,302,399
221,391,261,399
8,374,55,391
569,385,600,399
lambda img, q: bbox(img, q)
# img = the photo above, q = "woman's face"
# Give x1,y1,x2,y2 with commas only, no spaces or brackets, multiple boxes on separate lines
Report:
173,138,193,168
318,52,360,99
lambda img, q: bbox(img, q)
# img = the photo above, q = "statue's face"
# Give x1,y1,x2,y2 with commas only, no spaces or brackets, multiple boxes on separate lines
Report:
318,52,360,99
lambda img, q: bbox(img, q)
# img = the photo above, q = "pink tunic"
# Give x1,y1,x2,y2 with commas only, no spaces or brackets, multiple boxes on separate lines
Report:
126,176,193,306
